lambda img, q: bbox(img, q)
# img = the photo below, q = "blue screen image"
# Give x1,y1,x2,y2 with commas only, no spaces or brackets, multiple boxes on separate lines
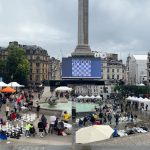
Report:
62,57,101,78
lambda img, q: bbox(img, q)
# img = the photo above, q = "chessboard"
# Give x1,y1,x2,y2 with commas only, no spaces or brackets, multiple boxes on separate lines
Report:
72,58,91,77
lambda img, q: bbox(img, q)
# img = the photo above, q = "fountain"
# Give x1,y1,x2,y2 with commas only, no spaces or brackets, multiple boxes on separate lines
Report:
38,86,99,115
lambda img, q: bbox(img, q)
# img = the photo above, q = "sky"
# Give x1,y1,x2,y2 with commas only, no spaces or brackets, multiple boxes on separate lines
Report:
0,0,150,63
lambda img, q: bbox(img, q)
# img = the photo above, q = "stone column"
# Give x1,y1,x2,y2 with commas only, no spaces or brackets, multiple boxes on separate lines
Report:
72,0,94,57
78,0,88,45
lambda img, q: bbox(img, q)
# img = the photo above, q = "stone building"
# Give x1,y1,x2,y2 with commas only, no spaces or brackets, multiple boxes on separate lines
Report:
126,54,147,85
0,41,50,85
147,52,150,85
21,44,50,85
49,57,61,80
75,84,113,100
94,52,126,84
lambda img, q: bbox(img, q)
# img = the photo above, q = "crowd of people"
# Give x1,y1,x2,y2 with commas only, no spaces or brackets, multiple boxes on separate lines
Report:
0,90,34,123
77,103,139,132
0,87,72,140
25,111,71,138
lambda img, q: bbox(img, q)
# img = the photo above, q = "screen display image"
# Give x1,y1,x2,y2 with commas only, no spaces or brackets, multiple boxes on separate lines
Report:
62,57,101,79
72,58,91,77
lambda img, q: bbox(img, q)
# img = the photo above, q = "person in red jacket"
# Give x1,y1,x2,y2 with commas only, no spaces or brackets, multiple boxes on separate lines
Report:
10,111,16,121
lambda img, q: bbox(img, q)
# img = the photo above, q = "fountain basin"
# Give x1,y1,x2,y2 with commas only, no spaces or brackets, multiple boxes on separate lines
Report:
39,101,99,114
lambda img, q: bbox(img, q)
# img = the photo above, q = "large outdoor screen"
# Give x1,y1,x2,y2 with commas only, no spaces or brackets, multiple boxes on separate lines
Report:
62,57,101,78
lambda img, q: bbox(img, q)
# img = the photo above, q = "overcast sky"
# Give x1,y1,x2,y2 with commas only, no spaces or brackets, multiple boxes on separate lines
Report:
0,0,150,62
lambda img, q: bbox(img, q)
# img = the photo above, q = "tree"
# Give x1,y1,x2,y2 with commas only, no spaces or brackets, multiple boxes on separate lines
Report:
6,44,30,85
0,59,7,82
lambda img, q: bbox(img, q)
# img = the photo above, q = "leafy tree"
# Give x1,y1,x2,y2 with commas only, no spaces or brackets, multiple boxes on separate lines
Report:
0,59,7,81
6,44,30,85
114,85,150,97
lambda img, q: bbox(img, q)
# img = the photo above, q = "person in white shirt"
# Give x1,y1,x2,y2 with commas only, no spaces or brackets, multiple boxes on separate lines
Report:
48,114,56,134
5,104,10,118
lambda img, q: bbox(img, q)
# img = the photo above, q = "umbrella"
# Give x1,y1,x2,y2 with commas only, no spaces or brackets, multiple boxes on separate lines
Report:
1,87,16,93
0,81,8,87
7,82,23,87
76,125,114,144
55,86,72,92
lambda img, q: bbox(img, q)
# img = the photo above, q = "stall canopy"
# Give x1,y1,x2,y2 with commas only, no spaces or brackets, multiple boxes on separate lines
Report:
126,96,150,110
7,82,23,87
0,81,8,87
76,125,114,144
1,87,16,93
90,95,96,99
96,95,102,99
84,95,90,99
77,95,84,99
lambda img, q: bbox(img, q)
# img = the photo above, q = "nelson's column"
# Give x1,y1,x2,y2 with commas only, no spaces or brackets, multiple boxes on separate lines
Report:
72,0,94,56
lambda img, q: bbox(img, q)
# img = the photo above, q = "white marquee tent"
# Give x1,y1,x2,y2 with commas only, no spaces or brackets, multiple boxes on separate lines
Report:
96,95,102,99
0,81,8,87
77,95,102,99
77,95,84,99
7,82,23,87
126,96,150,110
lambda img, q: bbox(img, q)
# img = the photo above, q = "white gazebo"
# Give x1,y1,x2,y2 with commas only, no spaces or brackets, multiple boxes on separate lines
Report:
54,86,72,102
55,86,72,92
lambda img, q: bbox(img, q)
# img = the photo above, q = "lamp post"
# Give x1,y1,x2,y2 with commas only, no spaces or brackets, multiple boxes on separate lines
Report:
98,98,103,110
72,96,76,150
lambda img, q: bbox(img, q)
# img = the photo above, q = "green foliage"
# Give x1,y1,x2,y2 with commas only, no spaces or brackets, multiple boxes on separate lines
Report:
6,44,30,85
0,59,6,72
114,85,150,96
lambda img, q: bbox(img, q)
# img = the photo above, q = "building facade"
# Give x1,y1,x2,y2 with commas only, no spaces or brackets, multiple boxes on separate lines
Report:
126,55,147,85
21,44,50,85
94,51,126,84
49,57,61,80
0,41,50,85
74,84,113,100
147,52,150,85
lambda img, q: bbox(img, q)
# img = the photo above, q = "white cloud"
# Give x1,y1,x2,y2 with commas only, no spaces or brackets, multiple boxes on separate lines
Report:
0,0,150,61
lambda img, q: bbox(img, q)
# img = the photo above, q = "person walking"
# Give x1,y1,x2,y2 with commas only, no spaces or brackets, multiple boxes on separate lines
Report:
41,114,47,135
38,119,44,137
90,114,96,125
0,98,2,111
48,114,56,134
114,113,119,126
131,112,134,122
5,104,10,118
146,104,148,111
25,122,31,137
36,104,40,118
107,113,112,125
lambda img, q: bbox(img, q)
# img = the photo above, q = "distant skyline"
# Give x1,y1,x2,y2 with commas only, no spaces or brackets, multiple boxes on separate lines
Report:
0,0,150,62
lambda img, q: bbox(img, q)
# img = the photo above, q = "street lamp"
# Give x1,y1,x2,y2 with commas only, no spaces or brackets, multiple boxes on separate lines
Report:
71,90,76,150
98,98,103,110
